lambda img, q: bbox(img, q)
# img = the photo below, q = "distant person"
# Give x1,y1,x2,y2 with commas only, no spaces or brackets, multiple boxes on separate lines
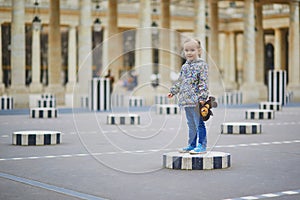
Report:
105,69,115,94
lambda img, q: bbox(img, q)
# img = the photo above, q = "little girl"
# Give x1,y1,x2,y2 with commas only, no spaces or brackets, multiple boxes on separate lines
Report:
167,38,209,154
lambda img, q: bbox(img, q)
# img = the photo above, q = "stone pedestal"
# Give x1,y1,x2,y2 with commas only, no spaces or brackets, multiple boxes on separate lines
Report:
221,122,262,134
107,114,140,125
163,151,231,170
156,104,180,115
12,130,61,146
259,102,282,111
245,109,274,120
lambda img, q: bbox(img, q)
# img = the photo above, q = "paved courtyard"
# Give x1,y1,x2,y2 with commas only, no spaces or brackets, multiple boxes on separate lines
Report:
0,103,300,200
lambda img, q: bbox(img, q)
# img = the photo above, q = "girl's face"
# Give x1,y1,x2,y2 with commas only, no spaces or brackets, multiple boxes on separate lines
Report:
183,41,200,61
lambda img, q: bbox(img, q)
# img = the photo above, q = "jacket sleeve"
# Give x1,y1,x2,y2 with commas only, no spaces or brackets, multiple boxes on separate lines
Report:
170,70,183,95
197,63,209,102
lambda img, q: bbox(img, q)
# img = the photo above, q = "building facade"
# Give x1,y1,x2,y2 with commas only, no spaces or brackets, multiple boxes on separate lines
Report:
0,0,299,108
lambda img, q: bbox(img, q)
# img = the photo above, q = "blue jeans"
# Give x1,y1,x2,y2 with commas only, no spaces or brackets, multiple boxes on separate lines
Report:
184,106,207,148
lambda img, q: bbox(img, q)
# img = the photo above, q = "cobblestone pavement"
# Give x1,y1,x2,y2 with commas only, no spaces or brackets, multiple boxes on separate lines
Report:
0,104,300,200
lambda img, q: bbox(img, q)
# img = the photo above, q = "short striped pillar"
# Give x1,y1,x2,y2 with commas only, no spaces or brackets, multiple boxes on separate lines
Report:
129,96,144,107
156,104,180,115
163,151,231,170
155,94,169,105
245,109,274,120
268,70,287,105
107,114,140,125
218,91,243,105
111,93,126,107
38,99,56,108
80,96,89,108
29,94,56,108
12,131,61,146
286,91,293,104
89,78,111,111
221,122,262,134
259,102,282,111
0,95,13,110
30,108,58,118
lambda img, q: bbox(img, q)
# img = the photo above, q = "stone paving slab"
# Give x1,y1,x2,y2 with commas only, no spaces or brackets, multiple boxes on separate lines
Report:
0,104,300,200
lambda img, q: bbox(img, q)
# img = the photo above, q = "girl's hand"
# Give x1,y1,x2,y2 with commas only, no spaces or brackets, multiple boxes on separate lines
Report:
199,100,205,106
167,93,173,98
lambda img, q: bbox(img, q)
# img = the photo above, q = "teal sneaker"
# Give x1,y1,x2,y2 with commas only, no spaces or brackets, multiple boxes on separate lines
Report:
178,145,195,153
189,144,206,154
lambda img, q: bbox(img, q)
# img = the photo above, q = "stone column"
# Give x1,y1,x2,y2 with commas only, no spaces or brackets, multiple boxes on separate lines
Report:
0,23,5,94
76,0,92,106
170,30,181,79
30,26,43,92
135,0,153,104
274,28,283,70
223,32,237,90
65,25,77,106
240,0,260,103
194,0,207,60
66,26,77,93
106,0,121,84
236,33,243,87
255,1,267,100
159,0,171,87
102,28,109,74
208,0,222,96
287,1,300,101
47,0,64,104
10,0,28,108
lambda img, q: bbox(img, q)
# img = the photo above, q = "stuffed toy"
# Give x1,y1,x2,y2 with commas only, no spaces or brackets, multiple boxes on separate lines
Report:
199,96,218,121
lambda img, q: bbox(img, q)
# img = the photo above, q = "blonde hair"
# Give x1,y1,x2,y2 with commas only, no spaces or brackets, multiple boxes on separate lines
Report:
183,38,202,49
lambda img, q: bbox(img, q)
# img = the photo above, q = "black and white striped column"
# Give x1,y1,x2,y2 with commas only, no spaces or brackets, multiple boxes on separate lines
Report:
129,96,144,107
111,93,126,108
29,94,56,108
30,108,58,118
221,122,262,134
80,96,89,108
155,94,169,105
259,102,282,111
245,109,274,120
156,104,180,115
268,70,287,105
107,114,140,125
89,78,111,111
12,131,61,146
163,151,231,170
218,91,243,105
38,99,56,108
0,95,13,110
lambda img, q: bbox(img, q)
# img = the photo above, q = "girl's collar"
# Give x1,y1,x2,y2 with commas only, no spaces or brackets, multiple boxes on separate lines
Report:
185,58,202,64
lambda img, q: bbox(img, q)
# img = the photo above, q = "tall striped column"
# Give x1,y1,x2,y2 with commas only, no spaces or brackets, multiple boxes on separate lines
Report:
268,70,287,105
89,78,111,111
